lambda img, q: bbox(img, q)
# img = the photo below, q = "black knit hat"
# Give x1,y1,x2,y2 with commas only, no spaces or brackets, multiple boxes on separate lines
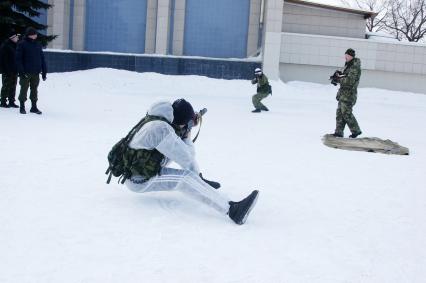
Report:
7,28,18,38
345,48,356,57
25,27,37,36
172,99,195,125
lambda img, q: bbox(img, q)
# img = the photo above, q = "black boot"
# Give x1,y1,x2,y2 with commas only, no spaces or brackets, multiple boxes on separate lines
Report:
332,132,343,138
30,101,42,115
0,100,9,108
349,131,362,138
8,101,19,108
19,102,26,114
260,105,269,111
251,108,261,113
199,173,221,189
228,190,259,225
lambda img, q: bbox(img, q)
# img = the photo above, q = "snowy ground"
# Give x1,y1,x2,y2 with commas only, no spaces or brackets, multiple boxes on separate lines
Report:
1,68,425,283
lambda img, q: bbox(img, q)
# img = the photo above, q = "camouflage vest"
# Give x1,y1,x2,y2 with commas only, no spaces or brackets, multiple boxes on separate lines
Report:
123,115,181,183
256,75,270,94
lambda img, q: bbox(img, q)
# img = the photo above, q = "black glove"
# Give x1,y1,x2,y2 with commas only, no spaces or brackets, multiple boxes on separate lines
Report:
42,73,47,81
199,173,221,189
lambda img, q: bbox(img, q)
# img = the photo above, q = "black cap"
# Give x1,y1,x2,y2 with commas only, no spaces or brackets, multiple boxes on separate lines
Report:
7,28,18,38
345,48,355,57
25,27,38,36
172,99,195,125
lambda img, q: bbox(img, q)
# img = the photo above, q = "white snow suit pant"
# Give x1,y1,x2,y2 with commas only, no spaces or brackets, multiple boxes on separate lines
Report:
125,167,231,215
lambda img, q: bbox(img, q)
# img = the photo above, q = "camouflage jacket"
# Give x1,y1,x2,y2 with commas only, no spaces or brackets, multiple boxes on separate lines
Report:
252,74,270,94
337,58,361,104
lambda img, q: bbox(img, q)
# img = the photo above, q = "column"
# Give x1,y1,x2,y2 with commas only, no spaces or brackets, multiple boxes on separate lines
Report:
172,0,185,55
71,0,85,51
155,0,171,54
47,0,71,49
145,0,158,54
247,0,262,57
262,0,283,80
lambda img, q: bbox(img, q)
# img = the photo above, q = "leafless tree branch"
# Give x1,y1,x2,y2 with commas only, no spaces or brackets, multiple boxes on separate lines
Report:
340,0,389,32
385,0,426,41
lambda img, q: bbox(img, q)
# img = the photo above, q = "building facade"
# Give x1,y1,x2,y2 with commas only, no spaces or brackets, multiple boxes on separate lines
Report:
45,0,263,58
41,0,426,94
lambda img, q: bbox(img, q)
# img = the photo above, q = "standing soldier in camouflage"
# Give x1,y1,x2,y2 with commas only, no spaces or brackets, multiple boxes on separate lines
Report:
0,30,20,108
251,68,271,113
16,27,47,115
332,48,362,138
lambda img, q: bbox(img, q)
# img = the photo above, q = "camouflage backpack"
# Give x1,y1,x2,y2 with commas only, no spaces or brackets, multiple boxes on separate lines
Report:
105,116,146,184
106,115,172,184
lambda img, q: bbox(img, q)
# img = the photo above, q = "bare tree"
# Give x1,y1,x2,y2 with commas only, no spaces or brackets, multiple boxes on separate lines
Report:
384,0,426,42
340,0,389,32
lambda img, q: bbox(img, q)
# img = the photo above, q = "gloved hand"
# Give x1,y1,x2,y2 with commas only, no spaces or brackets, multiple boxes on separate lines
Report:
199,173,221,189
182,128,191,139
42,73,47,81
193,112,201,127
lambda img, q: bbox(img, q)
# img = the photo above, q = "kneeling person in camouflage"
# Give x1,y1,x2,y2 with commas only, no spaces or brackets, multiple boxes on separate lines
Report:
251,68,271,113
332,48,362,138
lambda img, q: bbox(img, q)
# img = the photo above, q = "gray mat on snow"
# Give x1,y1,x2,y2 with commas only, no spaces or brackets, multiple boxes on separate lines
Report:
322,134,409,155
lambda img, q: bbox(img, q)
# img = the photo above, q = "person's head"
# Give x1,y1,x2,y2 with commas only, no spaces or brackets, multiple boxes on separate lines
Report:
172,98,195,127
8,29,19,43
26,27,38,40
254,68,262,77
345,48,355,62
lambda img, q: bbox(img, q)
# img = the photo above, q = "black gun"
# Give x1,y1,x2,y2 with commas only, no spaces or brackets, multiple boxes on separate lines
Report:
329,70,347,86
180,108,208,141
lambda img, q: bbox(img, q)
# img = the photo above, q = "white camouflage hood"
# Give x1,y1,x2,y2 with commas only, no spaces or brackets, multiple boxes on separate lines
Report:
147,100,174,123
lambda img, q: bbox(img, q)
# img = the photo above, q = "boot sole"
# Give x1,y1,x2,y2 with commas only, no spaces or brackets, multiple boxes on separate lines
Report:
240,190,259,225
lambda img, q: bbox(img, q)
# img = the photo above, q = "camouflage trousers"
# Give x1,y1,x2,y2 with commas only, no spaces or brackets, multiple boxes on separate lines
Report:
19,74,40,103
1,73,18,103
335,101,361,135
252,92,269,110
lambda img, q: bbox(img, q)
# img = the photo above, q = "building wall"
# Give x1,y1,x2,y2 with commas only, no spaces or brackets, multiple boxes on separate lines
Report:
85,0,147,53
282,2,366,39
44,50,261,79
45,0,260,58
280,33,426,94
183,0,250,58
